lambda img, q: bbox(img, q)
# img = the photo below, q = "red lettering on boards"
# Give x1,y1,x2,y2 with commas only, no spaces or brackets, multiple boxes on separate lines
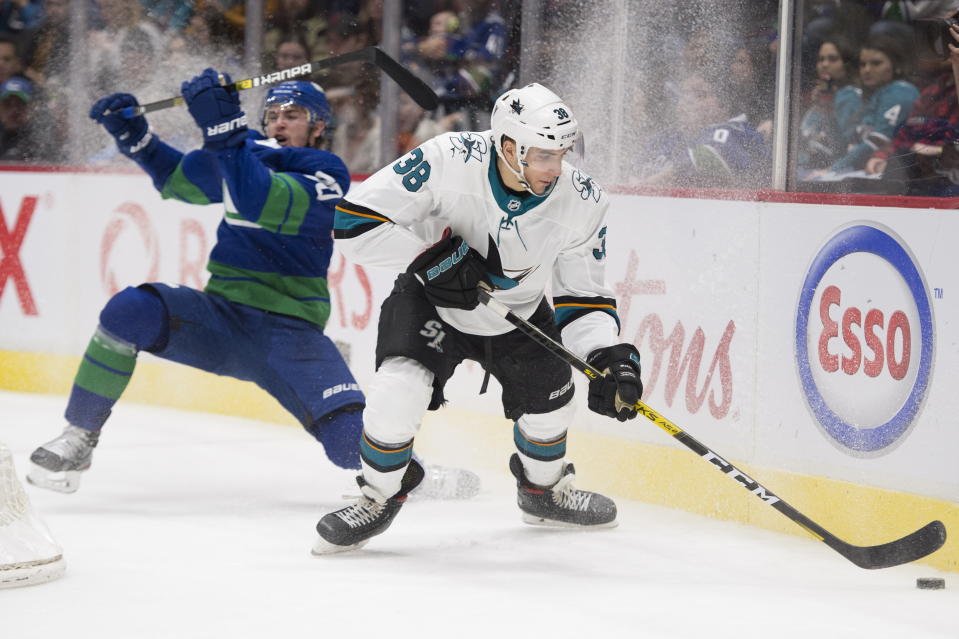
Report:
817,284,910,380
179,219,208,289
100,202,160,296
0,196,38,315
327,253,373,330
635,315,735,419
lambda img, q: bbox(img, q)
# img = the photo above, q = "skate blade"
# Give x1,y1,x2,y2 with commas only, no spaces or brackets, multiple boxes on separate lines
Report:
0,556,67,589
409,468,481,501
310,536,370,556
25,466,82,494
521,512,619,530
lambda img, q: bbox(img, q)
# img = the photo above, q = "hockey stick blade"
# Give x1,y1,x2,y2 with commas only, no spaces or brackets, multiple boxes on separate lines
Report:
118,46,437,116
476,289,948,569
369,47,438,110
822,519,946,570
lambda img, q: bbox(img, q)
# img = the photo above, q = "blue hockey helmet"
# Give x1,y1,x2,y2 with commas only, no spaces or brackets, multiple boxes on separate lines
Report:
262,81,331,127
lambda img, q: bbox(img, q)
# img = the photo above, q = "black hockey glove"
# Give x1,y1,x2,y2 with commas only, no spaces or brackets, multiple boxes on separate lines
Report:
182,68,248,150
409,229,491,310
586,344,643,422
89,93,155,157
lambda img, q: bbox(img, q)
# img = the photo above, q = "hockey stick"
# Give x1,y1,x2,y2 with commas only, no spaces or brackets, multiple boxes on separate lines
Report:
477,289,947,570
116,46,438,117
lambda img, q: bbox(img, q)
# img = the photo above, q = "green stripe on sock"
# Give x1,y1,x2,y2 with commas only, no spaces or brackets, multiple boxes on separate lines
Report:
73,336,137,400
87,336,136,373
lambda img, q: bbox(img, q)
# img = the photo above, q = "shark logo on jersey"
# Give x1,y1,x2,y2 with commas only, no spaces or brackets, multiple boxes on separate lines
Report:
497,215,528,249
510,99,524,114
487,265,538,289
448,132,488,164
504,265,538,283
572,169,602,202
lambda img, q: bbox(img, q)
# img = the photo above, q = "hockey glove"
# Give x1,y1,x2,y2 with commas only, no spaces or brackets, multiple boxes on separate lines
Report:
586,344,643,422
181,68,248,151
409,229,491,310
89,93,155,157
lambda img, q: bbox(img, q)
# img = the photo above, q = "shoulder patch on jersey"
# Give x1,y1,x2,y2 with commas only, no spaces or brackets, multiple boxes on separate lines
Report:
571,169,602,202
448,132,489,164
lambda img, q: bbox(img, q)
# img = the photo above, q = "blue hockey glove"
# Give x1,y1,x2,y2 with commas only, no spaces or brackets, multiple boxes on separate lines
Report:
409,228,491,310
89,93,155,157
586,344,643,422
181,68,247,150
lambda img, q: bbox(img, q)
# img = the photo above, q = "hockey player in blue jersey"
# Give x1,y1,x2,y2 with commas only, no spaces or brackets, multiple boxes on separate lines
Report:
27,70,478,500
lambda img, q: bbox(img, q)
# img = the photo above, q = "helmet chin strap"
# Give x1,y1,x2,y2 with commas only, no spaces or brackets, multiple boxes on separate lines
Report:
502,147,553,197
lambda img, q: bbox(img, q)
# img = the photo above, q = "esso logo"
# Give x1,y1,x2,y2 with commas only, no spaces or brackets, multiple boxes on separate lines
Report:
795,224,934,454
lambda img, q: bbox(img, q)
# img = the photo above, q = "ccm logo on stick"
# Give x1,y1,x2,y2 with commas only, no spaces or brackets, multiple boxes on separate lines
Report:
795,224,934,454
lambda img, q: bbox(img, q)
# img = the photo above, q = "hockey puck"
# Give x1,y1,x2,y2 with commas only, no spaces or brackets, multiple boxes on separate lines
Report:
916,578,945,590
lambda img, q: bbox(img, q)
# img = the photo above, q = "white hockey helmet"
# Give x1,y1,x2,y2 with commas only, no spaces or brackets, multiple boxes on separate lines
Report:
490,83,578,193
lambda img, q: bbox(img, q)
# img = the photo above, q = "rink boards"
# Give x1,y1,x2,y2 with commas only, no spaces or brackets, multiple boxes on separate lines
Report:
1,169,956,571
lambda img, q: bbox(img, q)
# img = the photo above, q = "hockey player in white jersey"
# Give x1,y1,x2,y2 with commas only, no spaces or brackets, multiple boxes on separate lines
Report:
313,83,643,553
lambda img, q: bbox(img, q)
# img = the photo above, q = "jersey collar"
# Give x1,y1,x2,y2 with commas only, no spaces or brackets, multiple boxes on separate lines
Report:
487,146,554,220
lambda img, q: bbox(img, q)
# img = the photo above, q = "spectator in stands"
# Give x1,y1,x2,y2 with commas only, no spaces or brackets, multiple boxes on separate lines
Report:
29,82,69,163
799,35,862,172
264,0,328,63
635,73,770,189
272,31,311,70
359,0,383,44
23,0,70,88
410,9,482,117
139,0,197,32
800,1,874,98
185,3,243,56
0,76,33,160
865,58,958,176
727,37,776,136
0,33,21,84
875,1,959,24
320,12,371,89
88,0,165,94
192,0,250,48
0,0,43,35
863,20,959,195
829,34,919,173
330,71,379,173
450,0,509,116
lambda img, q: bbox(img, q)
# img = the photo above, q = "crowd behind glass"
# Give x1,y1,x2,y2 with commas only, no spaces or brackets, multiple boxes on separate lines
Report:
2,0,959,197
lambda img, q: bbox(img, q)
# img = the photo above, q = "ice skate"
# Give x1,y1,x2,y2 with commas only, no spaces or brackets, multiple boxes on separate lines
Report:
509,454,617,528
312,460,424,555
26,426,100,494
411,462,480,500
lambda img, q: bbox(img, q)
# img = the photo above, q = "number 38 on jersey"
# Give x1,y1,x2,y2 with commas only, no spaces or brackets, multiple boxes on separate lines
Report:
392,148,432,192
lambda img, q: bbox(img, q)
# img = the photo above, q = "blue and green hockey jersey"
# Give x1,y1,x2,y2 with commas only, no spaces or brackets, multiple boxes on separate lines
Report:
129,131,349,328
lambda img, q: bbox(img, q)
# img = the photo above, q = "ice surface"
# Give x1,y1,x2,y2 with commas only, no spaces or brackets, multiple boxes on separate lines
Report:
0,391,954,638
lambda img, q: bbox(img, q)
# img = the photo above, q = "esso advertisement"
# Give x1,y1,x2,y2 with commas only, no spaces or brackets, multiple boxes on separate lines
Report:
795,223,934,455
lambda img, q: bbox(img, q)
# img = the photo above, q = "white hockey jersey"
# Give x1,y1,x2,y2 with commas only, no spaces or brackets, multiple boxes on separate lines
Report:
333,130,620,357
